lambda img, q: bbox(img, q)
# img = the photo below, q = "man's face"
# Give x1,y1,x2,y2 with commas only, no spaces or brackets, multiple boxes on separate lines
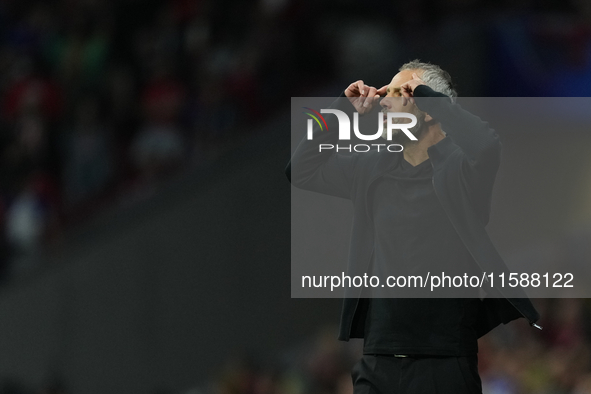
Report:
379,69,427,144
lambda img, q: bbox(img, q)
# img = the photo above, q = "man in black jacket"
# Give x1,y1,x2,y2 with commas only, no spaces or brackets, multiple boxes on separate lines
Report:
287,60,540,394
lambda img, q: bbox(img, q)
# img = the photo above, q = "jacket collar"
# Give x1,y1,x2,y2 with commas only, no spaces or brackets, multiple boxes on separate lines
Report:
369,136,457,180
427,136,458,167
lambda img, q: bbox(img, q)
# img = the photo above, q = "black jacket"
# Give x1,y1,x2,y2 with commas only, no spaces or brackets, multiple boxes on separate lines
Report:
286,85,540,341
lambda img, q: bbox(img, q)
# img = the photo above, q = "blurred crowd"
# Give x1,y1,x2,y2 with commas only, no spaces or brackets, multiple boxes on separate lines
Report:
0,0,591,393
0,0,590,279
1,299,591,393
0,300,587,394
0,0,336,280
203,299,591,394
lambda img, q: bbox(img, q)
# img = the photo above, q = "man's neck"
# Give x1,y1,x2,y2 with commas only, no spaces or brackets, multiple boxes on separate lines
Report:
402,127,445,167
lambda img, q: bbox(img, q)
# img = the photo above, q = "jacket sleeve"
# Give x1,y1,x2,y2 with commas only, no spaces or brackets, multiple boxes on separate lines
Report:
414,85,501,166
286,96,360,199
474,297,523,338
414,85,501,218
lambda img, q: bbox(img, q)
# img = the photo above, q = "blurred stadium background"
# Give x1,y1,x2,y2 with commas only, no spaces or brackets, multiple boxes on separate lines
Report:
0,0,590,393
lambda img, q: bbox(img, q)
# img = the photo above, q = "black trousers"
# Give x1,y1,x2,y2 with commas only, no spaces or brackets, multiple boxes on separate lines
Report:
351,354,482,394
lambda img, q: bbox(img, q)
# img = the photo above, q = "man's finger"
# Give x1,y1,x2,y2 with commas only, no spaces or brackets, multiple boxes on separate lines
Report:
400,85,411,97
359,83,373,108
364,87,378,107
345,80,366,98
376,85,388,96
400,85,412,106
402,82,417,105
358,80,366,96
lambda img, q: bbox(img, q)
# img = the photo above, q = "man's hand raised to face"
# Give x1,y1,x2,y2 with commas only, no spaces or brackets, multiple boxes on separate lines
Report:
399,73,426,106
344,80,388,115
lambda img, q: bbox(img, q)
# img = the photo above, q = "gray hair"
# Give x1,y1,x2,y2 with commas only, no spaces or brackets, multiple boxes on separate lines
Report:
399,60,457,100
